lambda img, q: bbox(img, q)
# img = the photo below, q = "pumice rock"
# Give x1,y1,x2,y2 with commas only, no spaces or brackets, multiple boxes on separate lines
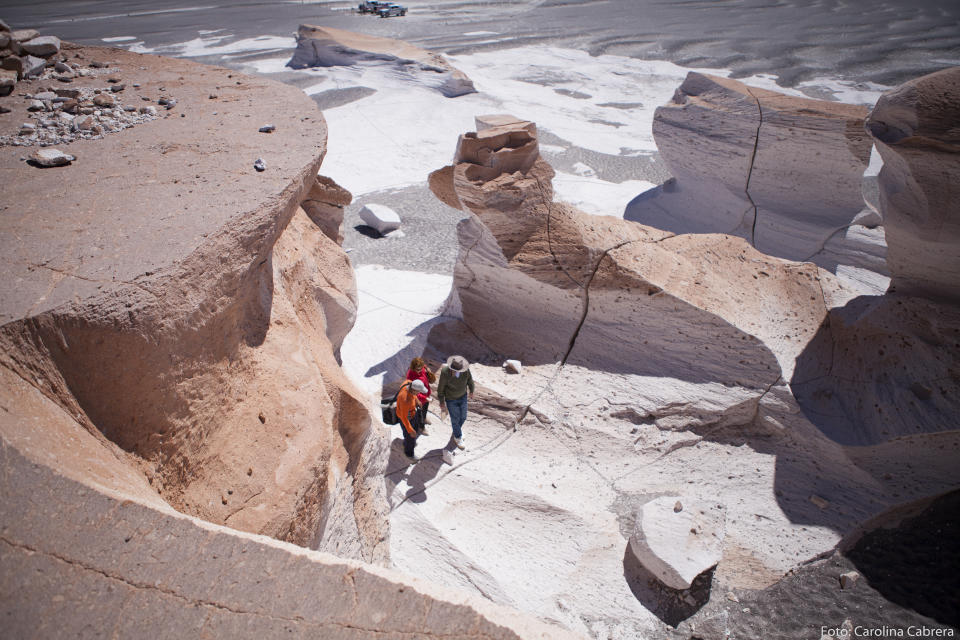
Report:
865,66,960,302
629,496,726,590
29,147,74,166
627,72,881,289
359,202,402,235
287,25,476,97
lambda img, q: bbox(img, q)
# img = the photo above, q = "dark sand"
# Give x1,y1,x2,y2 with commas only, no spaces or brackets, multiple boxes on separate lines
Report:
5,0,960,89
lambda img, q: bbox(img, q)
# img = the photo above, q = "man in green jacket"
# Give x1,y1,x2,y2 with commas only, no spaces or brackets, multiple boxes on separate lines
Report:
437,355,474,449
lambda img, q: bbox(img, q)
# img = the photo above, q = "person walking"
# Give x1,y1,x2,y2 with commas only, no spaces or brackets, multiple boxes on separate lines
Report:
406,357,435,434
437,355,474,450
397,379,428,462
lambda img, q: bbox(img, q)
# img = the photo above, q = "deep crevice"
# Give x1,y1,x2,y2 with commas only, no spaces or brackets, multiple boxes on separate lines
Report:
744,88,765,247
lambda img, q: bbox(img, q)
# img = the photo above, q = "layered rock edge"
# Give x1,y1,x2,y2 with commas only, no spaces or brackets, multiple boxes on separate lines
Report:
0,44,577,638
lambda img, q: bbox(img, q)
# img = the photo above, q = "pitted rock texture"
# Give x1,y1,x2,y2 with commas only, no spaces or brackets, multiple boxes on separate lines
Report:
626,72,881,285
287,25,476,97
866,66,960,302
0,45,386,565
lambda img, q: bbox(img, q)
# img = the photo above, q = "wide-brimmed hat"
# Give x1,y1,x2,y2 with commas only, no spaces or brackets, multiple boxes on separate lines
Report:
410,379,428,394
446,355,469,372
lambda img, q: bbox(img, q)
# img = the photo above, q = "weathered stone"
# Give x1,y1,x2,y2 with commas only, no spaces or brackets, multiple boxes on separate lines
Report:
629,496,726,590
92,93,114,107
9,29,39,43
839,571,860,589
503,359,522,374
20,35,60,57
0,68,15,96
288,24,475,97
26,99,44,111
301,174,351,244
0,33,9,49
253,157,266,172
30,148,75,167
627,72,876,278
259,124,276,133
21,54,45,78
138,105,157,116
74,115,94,130
866,66,960,302
358,203,401,235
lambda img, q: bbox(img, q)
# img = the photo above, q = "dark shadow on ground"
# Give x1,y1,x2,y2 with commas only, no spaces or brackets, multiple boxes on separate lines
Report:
846,490,960,628
622,544,713,627
353,224,383,239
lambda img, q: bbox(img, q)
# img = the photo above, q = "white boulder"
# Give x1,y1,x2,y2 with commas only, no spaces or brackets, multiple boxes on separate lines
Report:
359,203,401,235
503,359,522,374
629,496,726,590
30,148,75,167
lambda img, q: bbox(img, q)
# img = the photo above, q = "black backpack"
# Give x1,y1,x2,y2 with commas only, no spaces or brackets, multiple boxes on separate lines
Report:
380,383,411,425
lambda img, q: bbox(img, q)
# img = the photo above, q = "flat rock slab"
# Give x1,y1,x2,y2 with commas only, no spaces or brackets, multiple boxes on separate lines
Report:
629,496,727,590
0,43,327,324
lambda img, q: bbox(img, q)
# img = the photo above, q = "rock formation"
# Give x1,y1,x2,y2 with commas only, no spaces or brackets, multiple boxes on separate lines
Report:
287,25,476,98
791,68,960,446
865,66,960,302
626,72,885,291
0,43,575,638
628,497,726,590
410,113,960,635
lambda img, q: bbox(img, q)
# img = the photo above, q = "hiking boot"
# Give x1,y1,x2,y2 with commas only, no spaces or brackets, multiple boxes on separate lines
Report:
405,453,420,463
454,437,464,450
420,427,430,436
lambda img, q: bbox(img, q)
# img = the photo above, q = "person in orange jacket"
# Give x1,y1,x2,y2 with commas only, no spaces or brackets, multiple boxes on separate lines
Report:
398,379,428,462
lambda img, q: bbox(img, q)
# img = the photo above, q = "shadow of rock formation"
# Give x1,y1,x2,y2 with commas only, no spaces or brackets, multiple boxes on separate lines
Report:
792,294,960,446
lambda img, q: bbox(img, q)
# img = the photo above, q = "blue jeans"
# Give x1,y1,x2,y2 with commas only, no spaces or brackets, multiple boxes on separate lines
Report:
446,394,468,440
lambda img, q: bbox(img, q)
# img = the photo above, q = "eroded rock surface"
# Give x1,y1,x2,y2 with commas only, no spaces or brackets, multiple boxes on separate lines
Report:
629,497,726,590
287,25,476,97
626,72,884,291
405,114,960,637
866,66,960,302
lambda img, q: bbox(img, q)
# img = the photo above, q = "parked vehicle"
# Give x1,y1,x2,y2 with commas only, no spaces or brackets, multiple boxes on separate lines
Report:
358,1,390,14
378,3,407,17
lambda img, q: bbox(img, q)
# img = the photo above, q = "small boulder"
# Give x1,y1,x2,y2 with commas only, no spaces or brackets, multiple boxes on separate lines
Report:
839,571,860,589
21,54,46,79
21,35,60,57
359,203,401,235
26,99,44,111
258,124,276,133
9,29,39,44
92,93,114,107
30,148,75,167
628,496,726,590
503,359,522,374
254,158,266,172
0,68,15,96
